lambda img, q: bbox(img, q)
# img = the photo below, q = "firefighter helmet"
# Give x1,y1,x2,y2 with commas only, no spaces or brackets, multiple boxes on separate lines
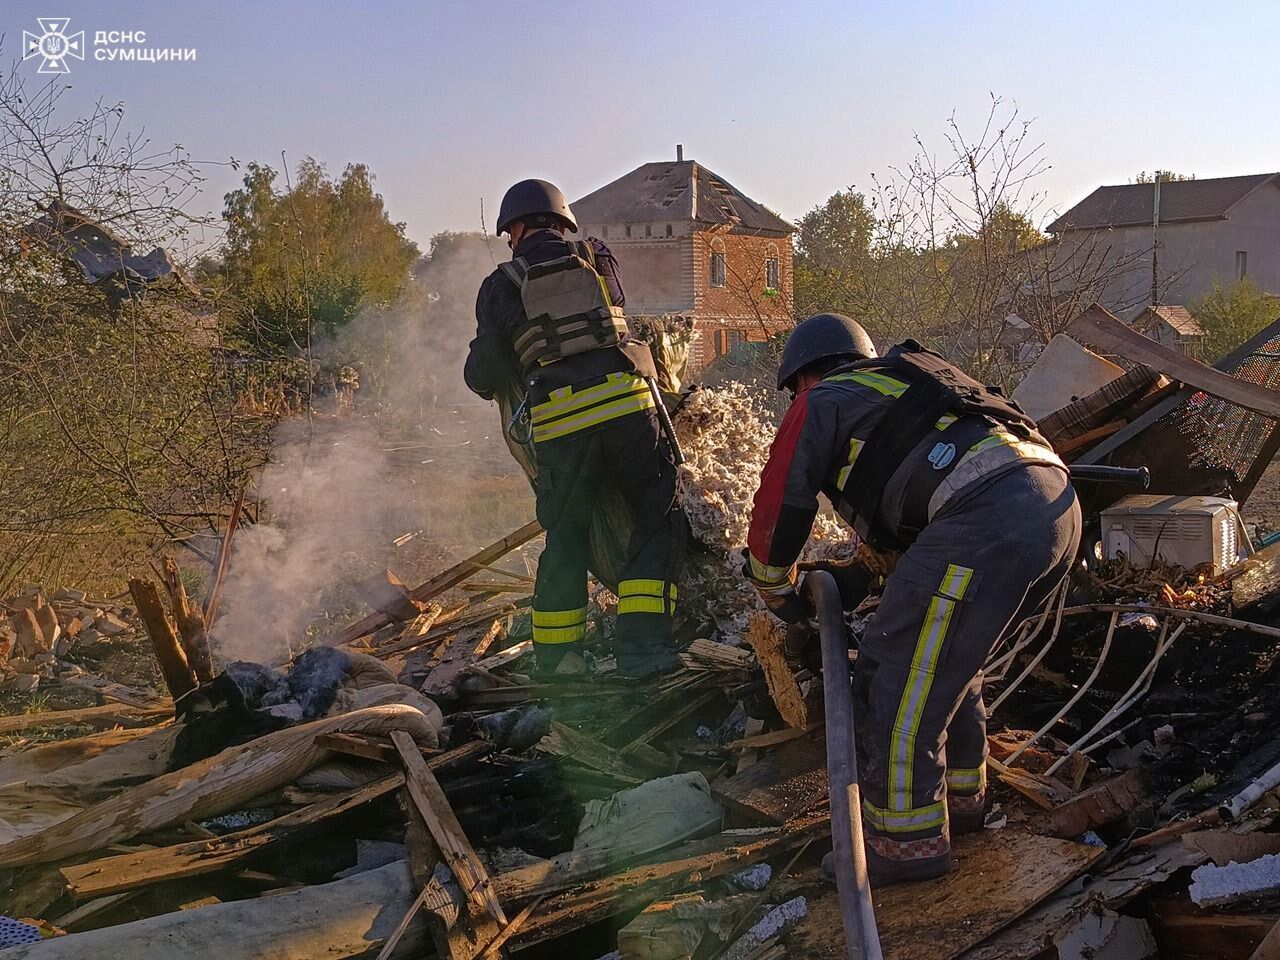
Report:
495,179,578,235
776,313,877,390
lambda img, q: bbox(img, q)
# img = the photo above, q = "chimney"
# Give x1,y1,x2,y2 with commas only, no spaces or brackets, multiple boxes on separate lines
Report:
676,144,684,162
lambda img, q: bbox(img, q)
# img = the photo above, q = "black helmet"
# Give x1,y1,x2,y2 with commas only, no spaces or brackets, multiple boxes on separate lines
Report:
495,178,577,235
776,313,877,390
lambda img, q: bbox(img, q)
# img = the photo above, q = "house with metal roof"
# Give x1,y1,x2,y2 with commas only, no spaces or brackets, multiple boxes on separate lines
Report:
1048,173,1280,310
573,148,794,370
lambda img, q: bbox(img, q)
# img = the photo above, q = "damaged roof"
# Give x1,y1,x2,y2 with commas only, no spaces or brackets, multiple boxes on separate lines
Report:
573,160,794,235
1048,173,1280,233
1135,304,1205,337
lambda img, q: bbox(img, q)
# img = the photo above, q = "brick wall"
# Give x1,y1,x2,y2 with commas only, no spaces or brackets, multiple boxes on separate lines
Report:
692,230,793,323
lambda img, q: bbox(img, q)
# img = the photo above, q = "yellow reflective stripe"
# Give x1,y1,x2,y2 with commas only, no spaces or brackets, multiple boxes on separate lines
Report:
968,431,1019,454
532,607,588,627
862,798,947,834
616,579,676,616
945,765,986,793
532,389,655,442
835,437,866,491
888,562,974,811
618,596,667,614
532,623,586,644
617,579,676,599
531,373,649,424
748,555,794,588
827,370,909,397
935,413,958,431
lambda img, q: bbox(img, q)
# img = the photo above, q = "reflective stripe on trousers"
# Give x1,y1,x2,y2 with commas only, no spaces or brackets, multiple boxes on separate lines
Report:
531,606,588,645
616,579,677,616
863,561,974,835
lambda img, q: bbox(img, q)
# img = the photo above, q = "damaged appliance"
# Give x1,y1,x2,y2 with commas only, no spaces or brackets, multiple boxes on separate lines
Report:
1100,495,1250,575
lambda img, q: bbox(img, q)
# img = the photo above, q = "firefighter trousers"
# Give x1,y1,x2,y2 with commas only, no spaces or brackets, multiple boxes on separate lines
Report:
854,463,1081,863
530,409,685,675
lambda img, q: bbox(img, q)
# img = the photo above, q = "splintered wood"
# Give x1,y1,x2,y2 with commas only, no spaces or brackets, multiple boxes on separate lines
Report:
744,613,808,729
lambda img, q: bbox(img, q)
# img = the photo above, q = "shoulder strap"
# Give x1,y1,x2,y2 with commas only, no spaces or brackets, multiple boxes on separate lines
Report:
498,257,528,289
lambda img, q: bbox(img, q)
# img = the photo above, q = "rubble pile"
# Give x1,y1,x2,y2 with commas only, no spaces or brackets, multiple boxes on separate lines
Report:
5,312,1280,958
0,587,146,698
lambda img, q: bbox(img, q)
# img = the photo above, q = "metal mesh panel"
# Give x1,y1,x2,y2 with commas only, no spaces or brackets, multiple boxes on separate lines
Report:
1176,332,1280,479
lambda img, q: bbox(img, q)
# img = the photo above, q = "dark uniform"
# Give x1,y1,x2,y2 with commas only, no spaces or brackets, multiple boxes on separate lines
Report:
747,341,1081,873
465,228,684,676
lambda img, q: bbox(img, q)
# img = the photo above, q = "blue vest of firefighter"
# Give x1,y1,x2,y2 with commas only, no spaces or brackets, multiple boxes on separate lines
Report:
744,313,1082,885
464,180,683,679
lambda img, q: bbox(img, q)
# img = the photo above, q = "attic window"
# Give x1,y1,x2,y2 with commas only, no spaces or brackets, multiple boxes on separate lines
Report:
1237,250,1248,280
601,225,608,240
666,224,673,237
645,224,652,238
625,225,632,239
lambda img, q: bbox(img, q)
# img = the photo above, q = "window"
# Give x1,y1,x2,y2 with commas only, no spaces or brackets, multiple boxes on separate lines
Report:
600,225,608,240
645,224,652,238
625,225,632,238
665,224,673,237
765,257,781,292
709,252,726,287
1237,250,1248,280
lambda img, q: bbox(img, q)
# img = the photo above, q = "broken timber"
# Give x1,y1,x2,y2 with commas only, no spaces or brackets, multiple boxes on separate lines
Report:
391,730,507,925
744,613,808,729
339,520,542,644
61,740,490,902
127,577,196,700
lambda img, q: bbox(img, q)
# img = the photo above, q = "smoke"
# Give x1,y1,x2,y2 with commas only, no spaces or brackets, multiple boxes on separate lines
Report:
211,232,534,665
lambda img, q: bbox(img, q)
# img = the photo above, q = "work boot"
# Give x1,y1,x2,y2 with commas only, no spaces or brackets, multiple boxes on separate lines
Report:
822,845,952,888
614,649,679,680
533,649,591,682
948,791,988,836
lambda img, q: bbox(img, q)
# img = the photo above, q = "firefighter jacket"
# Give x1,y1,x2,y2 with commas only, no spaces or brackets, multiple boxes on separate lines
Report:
746,344,1065,589
465,229,658,443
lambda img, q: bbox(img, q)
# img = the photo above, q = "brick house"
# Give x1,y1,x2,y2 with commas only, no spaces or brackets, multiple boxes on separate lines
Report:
1047,173,1280,311
572,149,795,371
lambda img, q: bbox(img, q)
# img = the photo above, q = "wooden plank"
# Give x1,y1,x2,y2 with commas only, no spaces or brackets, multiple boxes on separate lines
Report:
51,891,138,931
339,521,542,644
61,740,490,902
744,613,808,729
537,722,652,784
377,602,523,660
61,673,170,710
1038,767,1149,838
510,812,829,948
1250,918,1280,960
0,703,167,735
1066,304,1280,418
725,723,822,751
620,689,720,754
789,829,1104,960
420,619,508,700
712,733,828,825
128,578,197,700
391,730,507,926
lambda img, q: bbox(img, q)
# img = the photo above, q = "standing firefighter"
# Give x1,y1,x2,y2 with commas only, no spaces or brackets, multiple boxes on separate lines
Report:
465,179,684,679
744,313,1081,885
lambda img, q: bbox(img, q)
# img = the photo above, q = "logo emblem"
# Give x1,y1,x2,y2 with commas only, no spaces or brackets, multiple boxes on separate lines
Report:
928,442,956,470
23,18,85,74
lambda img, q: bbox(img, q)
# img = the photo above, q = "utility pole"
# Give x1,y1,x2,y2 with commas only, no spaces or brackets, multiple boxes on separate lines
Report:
1151,177,1161,306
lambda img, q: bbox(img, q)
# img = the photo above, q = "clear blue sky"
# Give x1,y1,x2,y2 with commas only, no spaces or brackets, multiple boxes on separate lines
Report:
7,0,1279,249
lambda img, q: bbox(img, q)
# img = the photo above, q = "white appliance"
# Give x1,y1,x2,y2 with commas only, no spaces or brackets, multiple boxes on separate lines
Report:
1100,495,1248,575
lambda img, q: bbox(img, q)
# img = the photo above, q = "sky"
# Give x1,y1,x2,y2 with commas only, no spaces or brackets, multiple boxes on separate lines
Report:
6,0,1280,251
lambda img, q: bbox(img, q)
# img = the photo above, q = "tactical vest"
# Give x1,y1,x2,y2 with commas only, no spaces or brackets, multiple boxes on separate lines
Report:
499,241,630,369
836,340,1046,548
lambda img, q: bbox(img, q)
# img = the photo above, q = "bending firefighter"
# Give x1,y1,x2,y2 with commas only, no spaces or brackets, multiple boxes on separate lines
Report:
464,179,684,679
744,313,1081,885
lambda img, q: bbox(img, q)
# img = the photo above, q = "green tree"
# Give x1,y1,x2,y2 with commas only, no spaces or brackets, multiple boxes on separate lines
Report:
793,189,877,321
1192,278,1278,361
221,159,419,355
1134,170,1196,183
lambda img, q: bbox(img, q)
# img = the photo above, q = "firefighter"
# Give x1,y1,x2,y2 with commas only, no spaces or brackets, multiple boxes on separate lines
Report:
464,179,684,679
743,313,1081,885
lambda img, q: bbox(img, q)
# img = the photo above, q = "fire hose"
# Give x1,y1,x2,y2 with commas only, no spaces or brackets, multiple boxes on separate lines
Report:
803,570,884,960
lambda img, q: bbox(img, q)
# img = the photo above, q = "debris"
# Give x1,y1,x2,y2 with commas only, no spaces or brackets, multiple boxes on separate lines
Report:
743,613,807,729
1190,852,1280,908
721,895,807,960
574,773,722,860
